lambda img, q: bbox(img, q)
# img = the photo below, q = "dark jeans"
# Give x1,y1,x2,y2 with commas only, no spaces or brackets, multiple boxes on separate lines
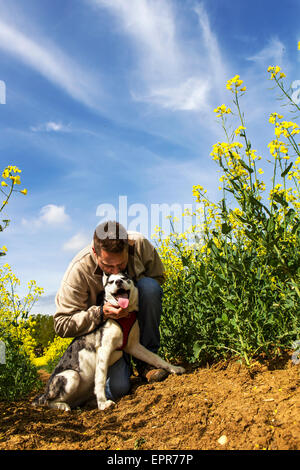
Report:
105,277,163,401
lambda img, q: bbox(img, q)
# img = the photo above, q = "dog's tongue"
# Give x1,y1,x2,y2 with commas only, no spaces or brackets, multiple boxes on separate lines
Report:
116,293,129,309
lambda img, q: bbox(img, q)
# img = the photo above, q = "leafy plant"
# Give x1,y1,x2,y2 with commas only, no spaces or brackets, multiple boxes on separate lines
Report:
0,334,42,401
29,314,56,356
1,165,27,256
156,61,300,366
0,168,43,399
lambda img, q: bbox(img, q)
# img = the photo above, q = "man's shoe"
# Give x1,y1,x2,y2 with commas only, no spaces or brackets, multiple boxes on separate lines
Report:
139,365,169,383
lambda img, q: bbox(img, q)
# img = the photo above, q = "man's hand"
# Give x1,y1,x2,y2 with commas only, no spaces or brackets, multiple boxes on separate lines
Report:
102,302,130,321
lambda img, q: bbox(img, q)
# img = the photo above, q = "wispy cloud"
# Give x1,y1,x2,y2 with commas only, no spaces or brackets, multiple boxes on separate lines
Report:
88,0,181,78
30,121,72,133
132,77,211,111
193,3,228,96
0,18,102,109
247,37,285,65
86,0,225,112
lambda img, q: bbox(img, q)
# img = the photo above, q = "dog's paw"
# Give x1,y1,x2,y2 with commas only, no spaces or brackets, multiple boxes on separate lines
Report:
49,401,71,412
97,399,115,411
170,366,185,375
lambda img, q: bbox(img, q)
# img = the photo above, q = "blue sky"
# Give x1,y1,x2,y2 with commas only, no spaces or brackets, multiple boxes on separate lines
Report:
1,0,300,315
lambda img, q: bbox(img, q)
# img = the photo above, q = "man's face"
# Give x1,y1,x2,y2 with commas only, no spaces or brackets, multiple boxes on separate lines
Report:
94,247,129,275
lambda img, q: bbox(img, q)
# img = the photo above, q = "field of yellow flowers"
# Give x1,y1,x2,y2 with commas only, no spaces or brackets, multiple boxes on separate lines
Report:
156,65,299,367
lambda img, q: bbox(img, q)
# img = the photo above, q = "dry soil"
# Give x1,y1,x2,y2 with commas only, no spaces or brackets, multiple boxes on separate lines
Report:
0,352,299,451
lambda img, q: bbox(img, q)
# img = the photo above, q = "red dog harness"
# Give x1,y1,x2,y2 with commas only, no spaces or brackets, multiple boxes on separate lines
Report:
115,312,137,350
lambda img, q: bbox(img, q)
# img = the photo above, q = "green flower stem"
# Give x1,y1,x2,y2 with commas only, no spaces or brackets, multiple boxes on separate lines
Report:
0,181,14,213
274,76,300,114
234,91,254,190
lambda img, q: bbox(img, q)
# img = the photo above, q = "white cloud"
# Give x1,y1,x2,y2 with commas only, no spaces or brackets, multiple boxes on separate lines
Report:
0,19,102,109
30,121,71,133
63,233,90,252
247,37,285,65
22,204,71,229
88,0,180,78
132,77,212,112
193,3,228,94
87,0,225,112
39,205,70,225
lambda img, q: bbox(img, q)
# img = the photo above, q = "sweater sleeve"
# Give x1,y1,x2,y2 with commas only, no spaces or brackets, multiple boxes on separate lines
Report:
53,264,104,338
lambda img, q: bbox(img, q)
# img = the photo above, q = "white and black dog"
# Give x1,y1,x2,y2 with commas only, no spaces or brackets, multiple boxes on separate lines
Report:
32,273,185,411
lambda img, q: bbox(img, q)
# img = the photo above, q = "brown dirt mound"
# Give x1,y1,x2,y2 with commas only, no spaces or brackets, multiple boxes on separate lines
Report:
0,353,299,450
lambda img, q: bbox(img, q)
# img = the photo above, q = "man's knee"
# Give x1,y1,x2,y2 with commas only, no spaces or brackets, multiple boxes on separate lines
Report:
137,277,163,300
109,377,131,400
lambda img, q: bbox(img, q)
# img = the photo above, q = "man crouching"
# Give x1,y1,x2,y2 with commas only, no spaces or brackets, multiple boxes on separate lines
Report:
52,221,170,403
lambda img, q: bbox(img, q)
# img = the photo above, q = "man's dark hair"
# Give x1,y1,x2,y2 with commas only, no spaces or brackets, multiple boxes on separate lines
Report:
93,221,128,255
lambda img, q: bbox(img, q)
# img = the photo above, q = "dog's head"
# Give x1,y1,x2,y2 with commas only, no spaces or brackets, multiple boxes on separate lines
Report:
102,272,138,311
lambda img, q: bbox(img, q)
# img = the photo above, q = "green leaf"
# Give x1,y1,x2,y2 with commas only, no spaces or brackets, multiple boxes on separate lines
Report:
224,301,235,311
222,312,229,323
281,162,293,178
244,229,256,241
181,255,189,267
234,212,248,224
272,192,288,208
292,220,300,234
239,159,254,174
221,222,232,235
267,215,275,232
208,239,220,258
193,342,205,359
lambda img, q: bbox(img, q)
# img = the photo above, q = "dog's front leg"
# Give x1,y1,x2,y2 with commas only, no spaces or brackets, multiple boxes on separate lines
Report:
128,342,185,375
94,350,114,410
125,323,185,375
94,322,122,410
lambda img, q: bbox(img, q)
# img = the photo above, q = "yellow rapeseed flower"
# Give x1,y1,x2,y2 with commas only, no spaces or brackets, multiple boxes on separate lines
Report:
11,175,21,185
267,65,283,80
269,112,283,124
213,104,232,117
234,125,246,136
226,75,245,92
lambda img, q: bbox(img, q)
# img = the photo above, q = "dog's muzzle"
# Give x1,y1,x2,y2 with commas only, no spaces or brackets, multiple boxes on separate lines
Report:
113,287,130,309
